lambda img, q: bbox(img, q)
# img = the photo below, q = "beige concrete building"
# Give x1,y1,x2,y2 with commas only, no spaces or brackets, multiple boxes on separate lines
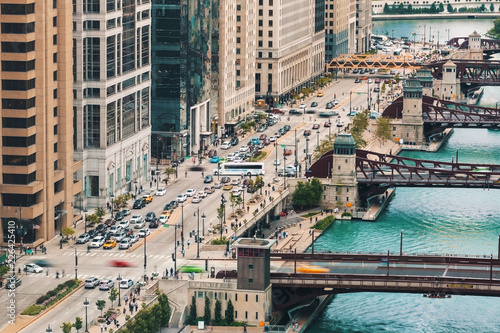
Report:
0,0,81,242
72,0,152,208
218,0,257,136
255,0,325,105
356,0,372,53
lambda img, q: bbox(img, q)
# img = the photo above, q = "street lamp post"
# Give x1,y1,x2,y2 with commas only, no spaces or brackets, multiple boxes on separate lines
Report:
75,248,78,279
220,194,226,238
400,230,404,256
83,297,89,333
181,202,184,256
294,129,298,178
196,208,200,258
316,130,320,150
144,226,147,282
156,137,161,190
305,138,310,172
117,275,122,306
328,119,332,137
275,143,278,173
201,212,206,236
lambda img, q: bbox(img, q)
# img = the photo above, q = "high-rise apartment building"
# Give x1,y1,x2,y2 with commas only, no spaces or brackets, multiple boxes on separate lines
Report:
151,0,256,157
73,0,152,208
324,0,350,62
218,0,256,136
0,0,81,242
151,0,215,161
255,0,325,106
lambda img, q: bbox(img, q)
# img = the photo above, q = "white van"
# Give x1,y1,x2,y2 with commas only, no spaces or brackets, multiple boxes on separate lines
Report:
221,141,231,150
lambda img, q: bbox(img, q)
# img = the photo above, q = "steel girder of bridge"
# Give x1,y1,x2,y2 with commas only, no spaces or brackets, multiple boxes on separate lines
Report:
446,36,500,50
383,95,500,128
355,149,500,188
426,59,500,85
271,272,500,311
326,54,420,72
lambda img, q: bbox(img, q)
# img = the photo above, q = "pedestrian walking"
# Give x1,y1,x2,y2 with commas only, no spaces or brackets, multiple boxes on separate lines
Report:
134,303,138,312
243,324,247,333
62,269,65,277
123,307,126,315
124,295,128,305
100,323,104,332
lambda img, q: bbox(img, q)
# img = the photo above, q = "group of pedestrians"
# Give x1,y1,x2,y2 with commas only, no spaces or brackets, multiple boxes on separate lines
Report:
123,293,139,315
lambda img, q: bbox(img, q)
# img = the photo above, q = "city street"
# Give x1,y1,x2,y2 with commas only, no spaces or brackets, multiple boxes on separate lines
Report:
1,75,388,332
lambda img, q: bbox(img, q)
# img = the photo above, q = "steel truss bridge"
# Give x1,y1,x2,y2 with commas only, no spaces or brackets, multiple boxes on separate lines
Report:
326,54,418,72
383,95,500,128
355,149,500,188
446,36,500,52
268,251,500,310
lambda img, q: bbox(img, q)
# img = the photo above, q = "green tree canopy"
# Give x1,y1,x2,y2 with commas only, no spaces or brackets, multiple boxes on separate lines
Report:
96,300,106,317
61,322,73,333
292,179,324,209
108,287,118,309
203,296,211,325
214,299,222,324
375,117,392,145
73,317,83,333
225,300,234,324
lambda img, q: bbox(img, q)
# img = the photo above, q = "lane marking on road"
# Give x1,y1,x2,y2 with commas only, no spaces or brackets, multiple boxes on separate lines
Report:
442,264,450,277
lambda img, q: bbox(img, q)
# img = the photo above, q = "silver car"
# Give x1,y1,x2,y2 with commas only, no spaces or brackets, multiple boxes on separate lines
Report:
119,238,131,250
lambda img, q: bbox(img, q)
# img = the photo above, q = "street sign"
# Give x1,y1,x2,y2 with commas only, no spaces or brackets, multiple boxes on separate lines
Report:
281,145,286,148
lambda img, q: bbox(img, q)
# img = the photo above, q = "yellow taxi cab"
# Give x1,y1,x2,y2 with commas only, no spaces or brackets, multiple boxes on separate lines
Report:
103,239,117,249
223,184,233,191
297,265,329,274
142,192,153,203
317,91,324,97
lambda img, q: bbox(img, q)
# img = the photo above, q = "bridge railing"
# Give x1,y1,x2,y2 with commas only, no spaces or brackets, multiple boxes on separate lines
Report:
270,249,495,259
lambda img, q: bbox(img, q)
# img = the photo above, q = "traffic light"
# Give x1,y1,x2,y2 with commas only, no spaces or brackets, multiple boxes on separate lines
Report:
171,253,176,261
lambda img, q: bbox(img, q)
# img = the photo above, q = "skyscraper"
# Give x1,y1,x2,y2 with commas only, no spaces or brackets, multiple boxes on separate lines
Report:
73,0,152,208
255,0,325,105
0,0,81,242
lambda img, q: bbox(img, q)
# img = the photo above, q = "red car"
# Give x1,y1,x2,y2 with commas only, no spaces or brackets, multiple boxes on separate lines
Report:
109,260,135,267
284,149,293,156
312,124,320,129
324,122,331,127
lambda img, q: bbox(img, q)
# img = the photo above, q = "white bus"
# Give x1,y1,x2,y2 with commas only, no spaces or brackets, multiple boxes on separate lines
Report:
213,162,265,176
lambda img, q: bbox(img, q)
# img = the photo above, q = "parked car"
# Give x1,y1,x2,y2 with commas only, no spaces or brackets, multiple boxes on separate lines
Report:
138,229,150,238
156,187,167,196
133,198,146,209
23,263,43,273
85,277,100,289
76,233,90,244
99,279,114,290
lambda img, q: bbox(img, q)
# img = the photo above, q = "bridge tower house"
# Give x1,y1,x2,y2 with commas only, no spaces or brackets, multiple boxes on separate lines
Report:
415,68,433,97
433,60,460,101
321,134,358,212
468,30,483,60
399,77,425,146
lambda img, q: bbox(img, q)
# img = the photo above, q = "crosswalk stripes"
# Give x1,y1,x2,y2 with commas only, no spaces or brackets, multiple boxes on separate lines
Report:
63,251,168,259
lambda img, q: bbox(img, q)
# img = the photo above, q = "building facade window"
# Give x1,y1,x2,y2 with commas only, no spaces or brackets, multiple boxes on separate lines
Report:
83,37,100,81
1,41,35,53
2,97,36,110
84,105,100,148
1,60,35,72
1,3,35,15
1,22,35,34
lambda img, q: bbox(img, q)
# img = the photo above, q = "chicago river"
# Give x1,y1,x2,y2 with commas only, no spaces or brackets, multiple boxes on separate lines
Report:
309,18,500,332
